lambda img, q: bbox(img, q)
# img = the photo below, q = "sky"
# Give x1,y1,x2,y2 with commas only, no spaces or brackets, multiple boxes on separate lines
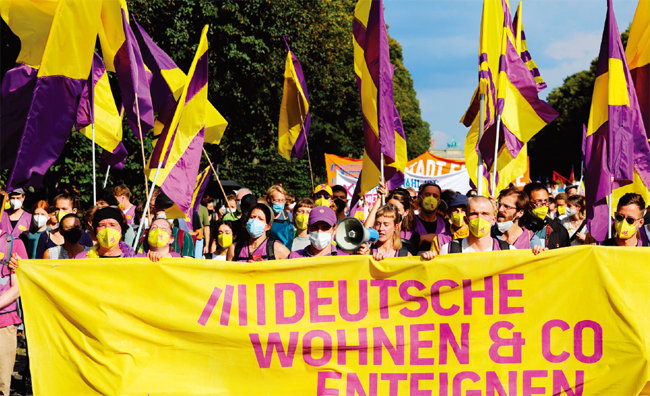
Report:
383,0,641,150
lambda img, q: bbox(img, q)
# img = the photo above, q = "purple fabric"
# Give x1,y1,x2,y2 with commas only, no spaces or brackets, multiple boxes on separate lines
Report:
7,76,85,190
234,238,270,262
631,64,649,137
0,211,32,238
586,0,650,241
76,52,105,130
185,51,209,104
283,36,311,160
115,9,153,140
101,141,128,170
160,129,206,215
288,245,347,259
189,166,211,215
74,241,136,258
512,228,533,250
512,6,547,92
1,65,38,171
414,214,452,249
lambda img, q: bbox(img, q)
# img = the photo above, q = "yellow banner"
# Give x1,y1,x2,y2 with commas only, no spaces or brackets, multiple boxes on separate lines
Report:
17,246,650,395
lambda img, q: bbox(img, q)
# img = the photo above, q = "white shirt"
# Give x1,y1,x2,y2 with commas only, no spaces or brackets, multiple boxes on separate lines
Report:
439,238,515,254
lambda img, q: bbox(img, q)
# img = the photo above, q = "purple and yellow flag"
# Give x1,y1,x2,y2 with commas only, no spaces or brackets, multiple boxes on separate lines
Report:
4,0,102,190
132,20,227,146
145,25,210,219
76,53,128,168
350,0,408,206
278,36,311,160
585,0,650,241
462,0,557,195
512,1,546,92
184,165,211,223
98,0,153,140
626,0,650,136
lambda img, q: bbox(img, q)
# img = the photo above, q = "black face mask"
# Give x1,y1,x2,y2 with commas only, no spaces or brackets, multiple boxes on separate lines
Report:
61,227,83,244
333,198,346,212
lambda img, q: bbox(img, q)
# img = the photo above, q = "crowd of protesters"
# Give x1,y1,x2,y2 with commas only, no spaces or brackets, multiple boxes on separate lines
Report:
0,179,649,394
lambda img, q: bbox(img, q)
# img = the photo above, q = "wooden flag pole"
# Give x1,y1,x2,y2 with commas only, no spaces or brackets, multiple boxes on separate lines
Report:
294,89,315,191
477,93,486,196
202,147,234,217
134,93,151,221
92,123,97,204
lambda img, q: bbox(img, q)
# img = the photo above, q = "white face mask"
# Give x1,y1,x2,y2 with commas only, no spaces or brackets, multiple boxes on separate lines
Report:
309,231,332,250
565,207,577,217
156,212,167,219
288,203,296,210
497,220,514,233
9,199,22,210
33,214,48,229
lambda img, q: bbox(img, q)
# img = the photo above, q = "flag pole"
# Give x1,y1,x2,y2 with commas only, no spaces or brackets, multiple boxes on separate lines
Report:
607,176,613,239
103,165,111,189
491,114,502,195
477,93,486,196
380,153,386,205
92,122,97,204
294,89,315,191
202,147,234,217
134,93,151,221
132,161,162,249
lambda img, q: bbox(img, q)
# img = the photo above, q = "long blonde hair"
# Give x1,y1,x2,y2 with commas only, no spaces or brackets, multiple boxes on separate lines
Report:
375,204,402,250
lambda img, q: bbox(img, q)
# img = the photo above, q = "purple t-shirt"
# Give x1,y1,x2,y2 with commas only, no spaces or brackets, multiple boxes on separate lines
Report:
74,241,137,258
288,245,348,259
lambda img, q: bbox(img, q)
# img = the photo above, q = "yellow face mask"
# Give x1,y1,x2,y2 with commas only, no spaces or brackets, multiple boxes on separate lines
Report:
295,213,309,230
615,220,637,240
422,196,439,212
148,228,171,248
56,210,70,222
451,212,465,227
315,198,330,207
218,234,233,248
557,206,566,215
453,224,470,239
3,199,9,211
96,227,121,249
469,217,491,238
532,206,549,220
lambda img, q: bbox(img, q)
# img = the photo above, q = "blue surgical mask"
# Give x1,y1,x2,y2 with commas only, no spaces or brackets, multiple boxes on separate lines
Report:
246,218,266,238
272,203,284,214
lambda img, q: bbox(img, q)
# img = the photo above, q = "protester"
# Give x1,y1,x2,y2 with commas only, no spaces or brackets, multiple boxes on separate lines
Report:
331,185,348,220
521,182,570,252
291,198,315,252
228,203,290,261
149,193,195,257
560,195,588,246
565,185,579,197
194,195,212,258
36,193,93,259
266,185,294,249
548,196,557,219
601,193,647,247
0,188,31,238
364,184,419,254
43,214,89,259
113,185,136,225
422,196,512,258
232,193,258,242
0,227,26,396
221,194,239,221
358,204,410,259
446,194,469,240
24,200,51,259
289,206,346,258
554,193,568,219
141,218,180,261
76,206,136,258
209,220,233,261
493,187,534,249
312,184,333,208
414,182,452,253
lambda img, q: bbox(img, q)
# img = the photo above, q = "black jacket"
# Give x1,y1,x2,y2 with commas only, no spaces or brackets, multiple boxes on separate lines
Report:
520,213,570,249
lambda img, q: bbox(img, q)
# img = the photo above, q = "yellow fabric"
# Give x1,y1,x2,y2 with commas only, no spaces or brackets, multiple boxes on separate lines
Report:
278,50,310,160
17,246,650,394
146,26,209,182
626,0,650,70
587,59,630,137
0,0,58,68
514,1,545,88
98,0,128,73
611,169,650,216
37,0,101,79
79,70,123,153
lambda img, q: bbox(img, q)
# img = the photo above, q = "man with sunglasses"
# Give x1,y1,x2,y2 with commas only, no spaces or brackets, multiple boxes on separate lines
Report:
521,182,569,252
601,193,647,247
312,184,333,209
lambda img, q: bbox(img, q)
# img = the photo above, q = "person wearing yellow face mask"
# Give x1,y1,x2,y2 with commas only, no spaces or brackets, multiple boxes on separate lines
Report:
520,182,570,253
601,193,648,247
446,194,469,240
209,221,234,261
140,218,179,262
75,207,136,258
432,196,512,255
291,198,315,252
414,183,452,254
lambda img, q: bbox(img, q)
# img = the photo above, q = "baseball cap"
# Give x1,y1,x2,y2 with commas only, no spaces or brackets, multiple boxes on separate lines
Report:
313,184,333,197
308,206,337,227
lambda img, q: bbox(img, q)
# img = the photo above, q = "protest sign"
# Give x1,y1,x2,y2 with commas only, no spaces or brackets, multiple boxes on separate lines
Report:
17,246,650,395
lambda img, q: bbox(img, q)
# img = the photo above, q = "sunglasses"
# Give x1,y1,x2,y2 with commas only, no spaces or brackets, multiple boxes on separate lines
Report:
314,192,331,199
615,213,637,224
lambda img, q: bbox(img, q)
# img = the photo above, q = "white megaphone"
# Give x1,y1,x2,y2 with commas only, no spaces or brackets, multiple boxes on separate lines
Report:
335,217,380,251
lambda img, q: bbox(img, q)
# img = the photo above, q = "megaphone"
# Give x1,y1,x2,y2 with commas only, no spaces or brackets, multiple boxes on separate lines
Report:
335,217,380,251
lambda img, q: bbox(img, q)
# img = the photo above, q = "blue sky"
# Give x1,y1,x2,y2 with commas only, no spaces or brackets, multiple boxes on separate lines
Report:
384,0,640,149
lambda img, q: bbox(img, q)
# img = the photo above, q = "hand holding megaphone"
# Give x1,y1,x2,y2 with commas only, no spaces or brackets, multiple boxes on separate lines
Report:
335,217,379,251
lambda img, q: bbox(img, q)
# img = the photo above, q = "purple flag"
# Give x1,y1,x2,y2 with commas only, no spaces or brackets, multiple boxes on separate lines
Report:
584,0,650,241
